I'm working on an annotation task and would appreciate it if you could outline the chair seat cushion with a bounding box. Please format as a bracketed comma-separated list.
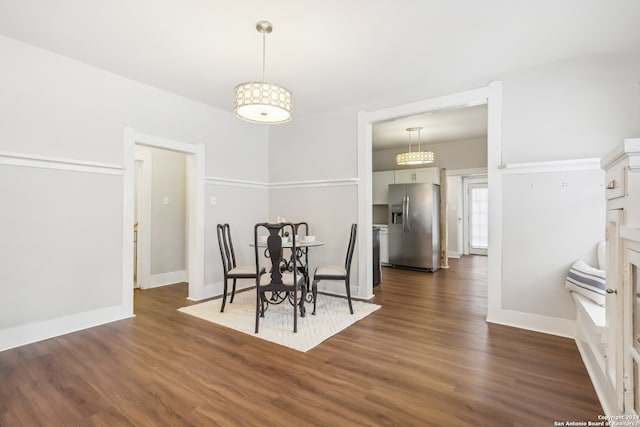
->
[228, 265, 259, 277]
[260, 272, 304, 286]
[315, 265, 346, 278]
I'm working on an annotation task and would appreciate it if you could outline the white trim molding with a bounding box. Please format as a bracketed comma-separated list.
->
[205, 176, 359, 189]
[270, 178, 359, 189]
[205, 176, 267, 189]
[0, 305, 134, 353]
[486, 308, 576, 339]
[148, 270, 188, 289]
[0, 151, 123, 175]
[501, 157, 601, 174]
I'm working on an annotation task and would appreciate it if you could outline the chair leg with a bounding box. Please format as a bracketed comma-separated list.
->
[230, 278, 237, 303]
[299, 286, 306, 318]
[220, 276, 228, 312]
[255, 290, 260, 333]
[312, 279, 318, 315]
[345, 278, 354, 314]
[293, 292, 298, 334]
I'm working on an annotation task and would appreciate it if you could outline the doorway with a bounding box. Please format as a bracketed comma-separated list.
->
[357, 82, 503, 320]
[122, 128, 205, 317]
[465, 179, 489, 256]
[134, 145, 188, 290]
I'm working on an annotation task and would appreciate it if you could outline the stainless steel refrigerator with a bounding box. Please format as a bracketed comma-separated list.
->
[388, 183, 440, 271]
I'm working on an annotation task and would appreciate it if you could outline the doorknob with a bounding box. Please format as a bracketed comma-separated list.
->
[606, 289, 617, 294]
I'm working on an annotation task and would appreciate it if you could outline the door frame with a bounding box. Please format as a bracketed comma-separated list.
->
[357, 82, 503, 321]
[123, 127, 205, 314]
[134, 147, 152, 288]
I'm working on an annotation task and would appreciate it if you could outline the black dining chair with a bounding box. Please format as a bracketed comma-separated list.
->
[254, 222, 306, 333]
[216, 223, 264, 313]
[311, 223, 357, 315]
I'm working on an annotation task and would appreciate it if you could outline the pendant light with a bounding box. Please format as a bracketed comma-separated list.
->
[396, 127, 434, 165]
[233, 21, 292, 124]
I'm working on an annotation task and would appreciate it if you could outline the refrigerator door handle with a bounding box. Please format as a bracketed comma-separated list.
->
[401, 196, 406, 232]
[405, 196, 410, 232]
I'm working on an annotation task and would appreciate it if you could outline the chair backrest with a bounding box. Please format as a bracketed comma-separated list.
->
[254, 222, 298, 285]
[344, 223, 358, 274]
[294, 222, 308, 239]
[216, 223, 237, 273]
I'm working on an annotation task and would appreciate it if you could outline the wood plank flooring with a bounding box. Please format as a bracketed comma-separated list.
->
[0, 256, 602, 426]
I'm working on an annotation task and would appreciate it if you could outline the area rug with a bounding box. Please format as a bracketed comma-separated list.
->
[178, 290, 380, 352]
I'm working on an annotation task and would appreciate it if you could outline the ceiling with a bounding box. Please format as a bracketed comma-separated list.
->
[1, 0, 639, 148]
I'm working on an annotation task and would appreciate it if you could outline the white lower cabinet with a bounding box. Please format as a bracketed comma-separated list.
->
[379, 227, 389, 265]
[599, 138, 640, 415]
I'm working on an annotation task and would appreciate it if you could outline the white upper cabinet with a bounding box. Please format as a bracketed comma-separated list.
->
[394, 167, 440, 184]
[372, 171, 395, 204]
[373, 167, 440, 204]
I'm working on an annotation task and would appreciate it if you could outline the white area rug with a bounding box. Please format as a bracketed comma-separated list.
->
[178, 290, 380, 352]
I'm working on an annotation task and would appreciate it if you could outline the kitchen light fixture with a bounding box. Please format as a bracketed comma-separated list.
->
[233, 21, 292, 124]
[396, 127, 434, 165]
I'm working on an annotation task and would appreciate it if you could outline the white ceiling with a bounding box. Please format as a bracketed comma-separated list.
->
[1, 0, 639, 148]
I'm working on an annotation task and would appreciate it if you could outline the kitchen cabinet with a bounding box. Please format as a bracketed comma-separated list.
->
[394, 167, 439, 185]
[596, 138, 640, 415]
[372, 171, 395, 204]
[379, 226, 389, 265]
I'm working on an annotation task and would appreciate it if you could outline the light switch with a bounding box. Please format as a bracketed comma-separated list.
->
[163, 196, 170, 205]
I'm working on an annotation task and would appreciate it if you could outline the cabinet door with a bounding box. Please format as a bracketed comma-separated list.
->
[624, 243, 640, 415]
[372, 171, 395, 204]
[380, 230, 389, 264]
[394, 169, 414, 184]
[414, 167, 440, 184]
[607, 209, 624, 411]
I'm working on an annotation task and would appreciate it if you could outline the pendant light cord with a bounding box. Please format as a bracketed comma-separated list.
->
[262, 29, 266, 82]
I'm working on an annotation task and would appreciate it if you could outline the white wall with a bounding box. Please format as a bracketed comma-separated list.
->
[0, 35, 268, 351]
[205, 182, 268, 296]
[496, 54, 640, 329]
[145, 147, 187, 277]
[501, 55, 640, 164]
[268, 110, 361, 297]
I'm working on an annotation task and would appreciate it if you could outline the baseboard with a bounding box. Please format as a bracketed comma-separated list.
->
[0, 305, 134, 352]
[147, 270, 188, 289]
[447, 251, 461, 258]
[486, 308, 576, 339]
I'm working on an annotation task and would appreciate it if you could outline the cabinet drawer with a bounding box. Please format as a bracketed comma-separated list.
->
[605, 167, 625, 200]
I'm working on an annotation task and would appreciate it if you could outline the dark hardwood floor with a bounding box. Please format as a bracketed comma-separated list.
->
[0, 256, 602, 426]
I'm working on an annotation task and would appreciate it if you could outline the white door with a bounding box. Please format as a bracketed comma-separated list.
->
[468, 182, 488, 255]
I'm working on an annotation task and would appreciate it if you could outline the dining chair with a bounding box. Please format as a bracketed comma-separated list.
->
[254, 222, 306, 333]
[216, 223, 264, 313]
[311, 223, 357, 315]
